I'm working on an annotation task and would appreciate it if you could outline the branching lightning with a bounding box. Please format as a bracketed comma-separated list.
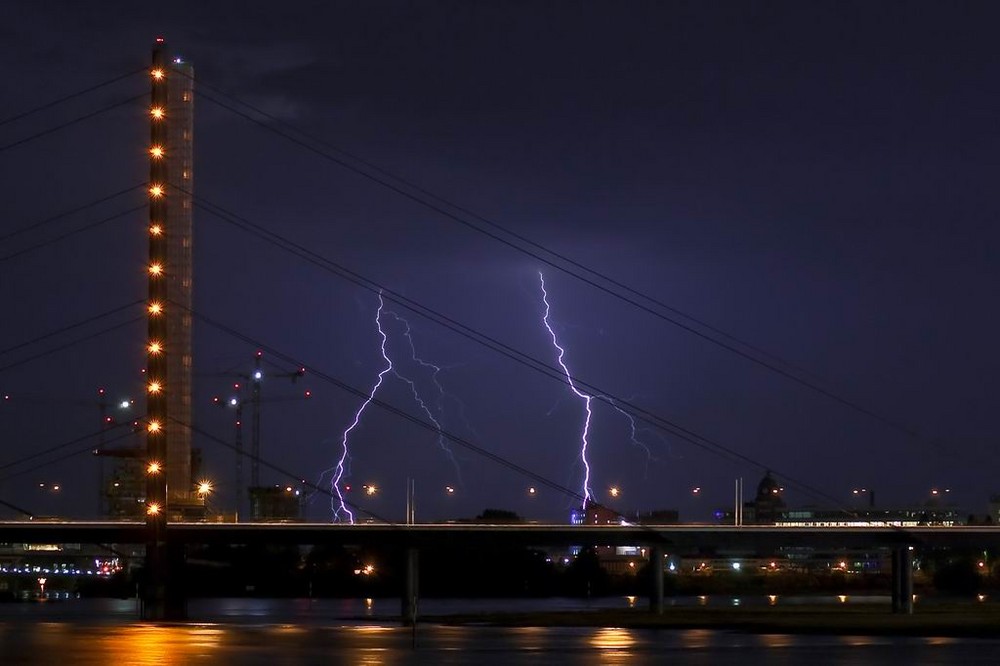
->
[328, 294, 466, 523]
[595, 394, 661, 475]
[538, 271, 594, 506]
[330, 293, 393, 523]
[384, 310, 464, 482]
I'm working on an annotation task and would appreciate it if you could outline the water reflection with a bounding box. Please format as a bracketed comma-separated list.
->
[590, 627, 635, 650]
[99, 625, 223, 665]
[679, 628, 713, 650]
[757, 633, 795, 649]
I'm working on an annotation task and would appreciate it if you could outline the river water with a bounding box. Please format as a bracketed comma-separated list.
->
[1, 598, 999, 664]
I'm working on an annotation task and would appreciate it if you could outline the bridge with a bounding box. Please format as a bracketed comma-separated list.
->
[0, 38, 994, 624]
[4, 520, 998, 618]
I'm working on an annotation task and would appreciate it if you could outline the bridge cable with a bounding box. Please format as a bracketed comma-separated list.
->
[188, 193, 858, 515]
[0, 426, 137, 478]
[172, 417, 398, 526]
[0, 93, 145, 155]
[192, 82, 921, 442]
[0, 316, 143, 376]
[183, 300, 860, 520]
[0, 67, 145, 128]
[0, 301, 144, 359]
[0, 205, 145, 262]
[0, 183, 146, 244]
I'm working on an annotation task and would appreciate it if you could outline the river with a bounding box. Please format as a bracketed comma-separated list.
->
[1, 598, 999, 664]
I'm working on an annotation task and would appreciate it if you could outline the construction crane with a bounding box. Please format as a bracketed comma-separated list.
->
[210, 351, 309, 520]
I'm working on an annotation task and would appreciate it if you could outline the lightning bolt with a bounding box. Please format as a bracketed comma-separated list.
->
[329, 293, 393, 524]
[595, 395, 660, 476]
[538, 271, 594, 507]
[384, 310, 464, 483]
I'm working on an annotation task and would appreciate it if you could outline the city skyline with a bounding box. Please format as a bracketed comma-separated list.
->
[2, 2, 999, 523]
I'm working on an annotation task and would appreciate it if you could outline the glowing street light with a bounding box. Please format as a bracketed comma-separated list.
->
[196, 480, 213, 496]
[445, 486, 455, 495]
[527, 486, 537, 496]
[609, 486, 620, 498]
[363, 484, 378, 496]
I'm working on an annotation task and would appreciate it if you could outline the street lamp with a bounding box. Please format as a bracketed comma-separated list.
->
[609, 486, 620, 498]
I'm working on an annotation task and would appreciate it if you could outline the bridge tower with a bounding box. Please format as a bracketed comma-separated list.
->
[145, 37, 194, 619]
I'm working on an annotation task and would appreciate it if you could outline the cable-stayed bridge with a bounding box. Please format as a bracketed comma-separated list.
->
[0, 40, 993, 620]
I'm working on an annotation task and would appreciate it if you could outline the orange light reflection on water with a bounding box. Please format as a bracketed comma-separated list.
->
[100, 625, 224, 664]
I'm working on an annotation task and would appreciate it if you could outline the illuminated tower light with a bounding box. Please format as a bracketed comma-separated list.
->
[149, 224, 162, 236]
[148, 184, 164, 198]
[150, 107, 165, 119]
[149, 145, 165, 159]
[148, 263, 163, 276]
[148, 302, 163, 315]
[151, 68, 165, 80]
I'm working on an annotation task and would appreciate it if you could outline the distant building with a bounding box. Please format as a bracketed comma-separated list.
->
[99, 446, 204, 519]
[249, 485, 302, 520]
[714, 471, 964, 527]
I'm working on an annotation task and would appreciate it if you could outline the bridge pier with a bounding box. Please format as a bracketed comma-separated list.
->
[891, 546, 914, 614]
[649, 545, 665, 614]
[142, 534, 187, 620]
[401, 547, 419, 626]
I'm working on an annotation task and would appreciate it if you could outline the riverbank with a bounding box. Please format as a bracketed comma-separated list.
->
[431, 603, 1000, 637]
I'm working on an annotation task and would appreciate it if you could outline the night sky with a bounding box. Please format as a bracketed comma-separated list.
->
[1, 1, 999, 522]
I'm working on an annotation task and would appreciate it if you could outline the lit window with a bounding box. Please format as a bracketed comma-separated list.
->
[182, 91, 191, 102]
